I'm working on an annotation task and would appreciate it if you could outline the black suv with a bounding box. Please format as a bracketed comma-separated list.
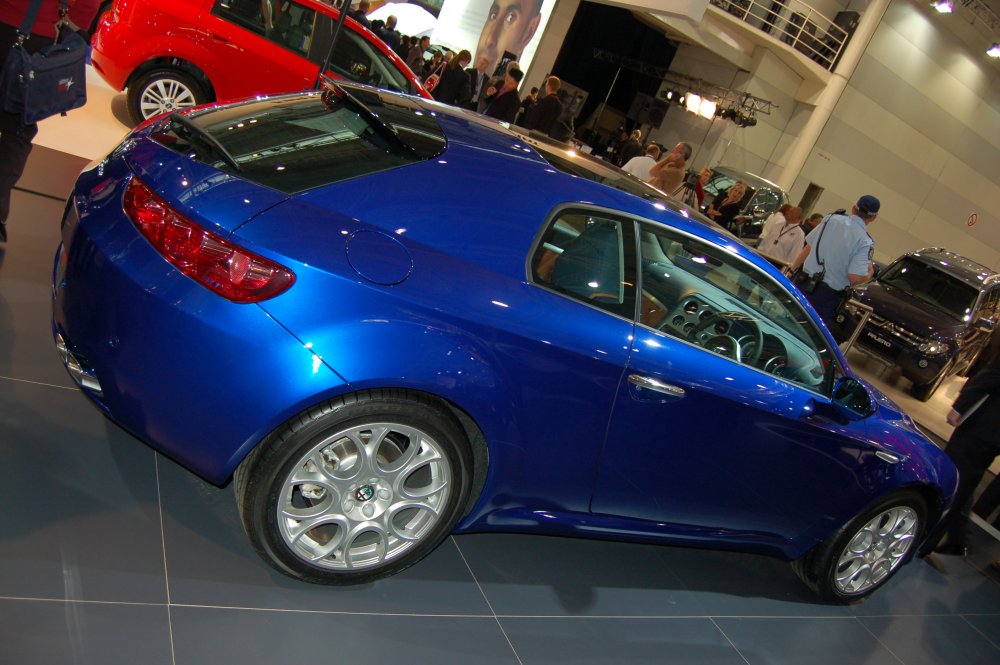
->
[830, 248, 1000, 400]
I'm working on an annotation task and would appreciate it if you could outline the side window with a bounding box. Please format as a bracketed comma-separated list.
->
[213, 0, 316, 56]
[531, 210, 636, 318]
[636, 222, 835, 393]
[982, 284, 1000, 319]
[308, 22, 416, 94]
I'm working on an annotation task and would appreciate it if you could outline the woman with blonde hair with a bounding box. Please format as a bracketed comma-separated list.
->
[706, 180, 749, 233]
[433, 49, 472, 106]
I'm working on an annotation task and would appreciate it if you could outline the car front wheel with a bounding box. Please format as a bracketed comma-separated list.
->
[127, 68, 209, 124]
[910, 359, 953, 402]
[235, 390, 473, 584]
[793, 492, 925, 603]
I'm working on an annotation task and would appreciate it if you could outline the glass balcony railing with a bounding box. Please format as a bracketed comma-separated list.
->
[708, 0, 858, 71]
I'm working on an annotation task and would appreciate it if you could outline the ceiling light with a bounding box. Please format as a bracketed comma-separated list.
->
[931, 0, 953, 13]
[686, 93, 701, 113]
[988, 42, 1000, 57]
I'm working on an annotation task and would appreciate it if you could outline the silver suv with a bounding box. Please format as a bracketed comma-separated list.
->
[701, 167, 788, 241]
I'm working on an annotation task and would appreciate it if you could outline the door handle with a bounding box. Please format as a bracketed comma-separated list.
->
[628, 374, 685, 399]
[210, 33, 234, 45]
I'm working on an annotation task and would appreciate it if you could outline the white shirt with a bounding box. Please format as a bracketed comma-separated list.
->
[621, 155, 657, 182]
[758, 213, 805, 265]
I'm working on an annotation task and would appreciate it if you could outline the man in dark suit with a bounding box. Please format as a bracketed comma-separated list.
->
[523, 76, 563, 135]
[464, 56, 490, 111]
[482, 66, 522, 123]
[923, 353, 1000, 557]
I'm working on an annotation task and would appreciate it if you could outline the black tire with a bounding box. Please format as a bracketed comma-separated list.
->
[126, 68, 209, 124]
[910, 360, 953, 402]
[235, 390, 473, 585]
[792, 492, 926, 603]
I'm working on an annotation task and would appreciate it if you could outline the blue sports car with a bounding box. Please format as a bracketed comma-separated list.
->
[52, 83, 958, 602]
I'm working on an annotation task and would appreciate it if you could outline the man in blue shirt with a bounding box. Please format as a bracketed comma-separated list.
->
[786, 195, 880, 324]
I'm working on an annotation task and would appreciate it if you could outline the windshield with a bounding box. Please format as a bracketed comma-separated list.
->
[879, 257, 980, 321]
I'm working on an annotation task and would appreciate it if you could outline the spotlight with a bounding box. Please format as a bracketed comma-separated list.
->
[989, 43, 1000, 57]
[665, 89, 674, 101]
[931, 0, 953, 13]
[685, 93, 701, 113]
[677, 94, 686, 106]
[699, 99, 717, 119]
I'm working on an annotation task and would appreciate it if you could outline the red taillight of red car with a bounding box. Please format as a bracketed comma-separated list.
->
[123, 176, 295, 303]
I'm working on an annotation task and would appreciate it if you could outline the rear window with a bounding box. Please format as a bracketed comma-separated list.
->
[149, 87, 445, 194]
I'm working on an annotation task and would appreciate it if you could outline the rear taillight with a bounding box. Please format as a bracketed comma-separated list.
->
[123, 176, 295, 303]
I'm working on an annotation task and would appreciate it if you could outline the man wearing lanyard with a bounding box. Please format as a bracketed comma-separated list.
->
[785, 195, 879, 324]
[757, 205, 804, 266]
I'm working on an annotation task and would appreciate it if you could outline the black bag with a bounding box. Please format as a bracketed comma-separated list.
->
[0, 0, 87, 124]
[793, 268, 825, 294]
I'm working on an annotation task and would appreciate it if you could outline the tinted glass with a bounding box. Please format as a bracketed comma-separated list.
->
[879, 257, 980, 322]
[636, 223, 834, 392]
[308, 15, 417, 94]
[531, 210, 636, 319]
[150, 89, 445, 194]
[212, 0, 417, 95]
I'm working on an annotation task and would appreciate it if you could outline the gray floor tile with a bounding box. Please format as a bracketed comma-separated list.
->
[0, 380, 167, 603]
[170, 605, 518, 665]
[456, 533, 849, 617]
[0, 598, 172, 665]
[860, 615, 1000, 665]
[851, 553, 1000, 617]
[0, 191, 76, 388]
[963, 613, 1000, 650]
[651, 543, 851, 616]
[454, 533, 708, 616]
[501, 617, 748, 664]
[156, 454, 491, 614]
[713, 617, 902, 665]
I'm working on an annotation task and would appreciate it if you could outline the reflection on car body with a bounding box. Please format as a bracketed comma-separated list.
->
[53, 83, 956, 604]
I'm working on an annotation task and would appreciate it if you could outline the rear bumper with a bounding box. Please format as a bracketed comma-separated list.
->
[51, 163, 346, 484]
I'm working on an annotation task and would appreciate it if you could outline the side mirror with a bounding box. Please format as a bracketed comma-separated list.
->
[831, 377, 875, 419]
[975, 318, 994, 332]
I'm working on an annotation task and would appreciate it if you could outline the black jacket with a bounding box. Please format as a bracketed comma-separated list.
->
[483, 88, 520, 123]
[523, 94, 562, 134]
[954, 354, 1000, 437]
[433, 66, 471, 106]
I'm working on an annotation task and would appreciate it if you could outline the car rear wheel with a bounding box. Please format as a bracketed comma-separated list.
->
[792, 492, 925, 603]
[127, 68, 209, 124]
[235, 390, 473, 584]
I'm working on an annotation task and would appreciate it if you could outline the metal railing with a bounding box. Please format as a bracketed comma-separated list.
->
[709, 0, 855, 71]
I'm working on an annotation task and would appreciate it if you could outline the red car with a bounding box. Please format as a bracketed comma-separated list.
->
[91, 0, 430, 123]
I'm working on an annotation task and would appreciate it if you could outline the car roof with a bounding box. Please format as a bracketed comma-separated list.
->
[905, 248, 1000, 287]
[711, 166, 784, 192]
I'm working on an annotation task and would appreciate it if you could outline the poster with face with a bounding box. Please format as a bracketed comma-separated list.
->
[431, 0, 556, 77]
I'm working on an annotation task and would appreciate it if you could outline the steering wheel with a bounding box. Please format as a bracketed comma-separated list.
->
[688, 311, 763, 365]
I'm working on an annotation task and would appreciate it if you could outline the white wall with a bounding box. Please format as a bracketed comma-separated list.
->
[793, 0, 1000, 266]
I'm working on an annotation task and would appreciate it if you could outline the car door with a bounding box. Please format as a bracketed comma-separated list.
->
[591, 222, 879, 545]
[199, 0, 321, 100]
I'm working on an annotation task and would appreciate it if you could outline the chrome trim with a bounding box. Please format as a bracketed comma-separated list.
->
[55, 333, 103, 395]
[875, 451, 901, 464]
[628, 374, 686, 398]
